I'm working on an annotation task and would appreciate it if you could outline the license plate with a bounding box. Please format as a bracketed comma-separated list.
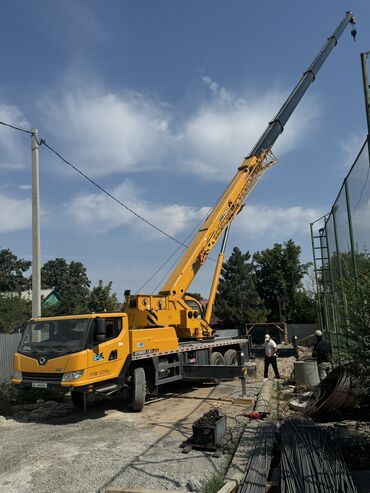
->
[32, 382, 47, 388]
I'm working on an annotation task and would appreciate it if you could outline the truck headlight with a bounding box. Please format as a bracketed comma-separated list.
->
[62, 370, 84, 382]
[12, 370, 22, 380]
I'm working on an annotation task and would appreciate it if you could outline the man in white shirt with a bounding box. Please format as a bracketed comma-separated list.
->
[263, 334, 280, 381]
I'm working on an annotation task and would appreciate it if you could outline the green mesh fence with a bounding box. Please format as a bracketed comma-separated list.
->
[311, 139, 370, 360]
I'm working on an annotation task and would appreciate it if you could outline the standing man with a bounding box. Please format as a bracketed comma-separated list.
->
[263, 334, 280, 381]
[312, 330, 332, 381]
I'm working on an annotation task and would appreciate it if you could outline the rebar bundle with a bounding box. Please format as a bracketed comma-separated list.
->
[237, 422, 276, 493]
[280, 417, 357, 493]
[305, 367, 362, 421]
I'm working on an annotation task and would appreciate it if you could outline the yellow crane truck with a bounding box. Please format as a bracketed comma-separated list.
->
[12, 12, 355, 411]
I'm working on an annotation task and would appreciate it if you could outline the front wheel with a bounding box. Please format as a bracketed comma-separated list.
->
[71, 391, 85, 410]
[131, 367, 146, 412]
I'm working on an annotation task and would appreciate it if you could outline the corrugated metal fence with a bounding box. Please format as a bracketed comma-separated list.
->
[0, 333, 21, 383]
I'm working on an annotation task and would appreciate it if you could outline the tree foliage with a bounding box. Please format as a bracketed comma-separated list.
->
[253, 240, 315, 323]
[0, 248, 31, 292]
[214, 247, 267, 329]
[41, 258, 91, 315]
[336, 254, 370, 373]
[0, 295, 31, 333]
[88, 280, 119, 313]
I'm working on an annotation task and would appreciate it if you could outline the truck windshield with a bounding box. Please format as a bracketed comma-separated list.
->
[19, 318, 91, 353]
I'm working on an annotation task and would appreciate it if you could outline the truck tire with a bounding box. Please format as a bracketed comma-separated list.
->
[210, 351, 225, 366]
[131, 367, 146, 412]
[210, 351, 225, 384]
[71, 391, 85, 410]
[224, 349, 238, 366]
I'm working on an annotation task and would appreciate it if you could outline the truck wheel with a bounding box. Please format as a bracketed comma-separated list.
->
[71, 391, 85, 410]
[210, 351, 225, 366]
[224, 349, 238, 365]
[131, 367, 146, 412]
[210, 351, 225, 384]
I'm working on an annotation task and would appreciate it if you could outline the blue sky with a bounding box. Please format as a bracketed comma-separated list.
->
[0, 1, 369, 300]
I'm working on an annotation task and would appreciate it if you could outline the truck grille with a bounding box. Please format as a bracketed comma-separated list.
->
[22, 372, 63, 383]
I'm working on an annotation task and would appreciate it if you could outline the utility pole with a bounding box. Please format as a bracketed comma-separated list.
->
[32, 128, 41, 318]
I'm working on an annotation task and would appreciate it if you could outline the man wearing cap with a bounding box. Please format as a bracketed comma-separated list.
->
[263, 334, 280, 381]
[312, 330, 332, 380]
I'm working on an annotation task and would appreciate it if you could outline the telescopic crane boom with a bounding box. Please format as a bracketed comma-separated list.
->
[127, 11, 356, 340]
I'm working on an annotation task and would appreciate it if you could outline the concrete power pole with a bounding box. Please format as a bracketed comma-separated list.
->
[32, 128, 41, 318]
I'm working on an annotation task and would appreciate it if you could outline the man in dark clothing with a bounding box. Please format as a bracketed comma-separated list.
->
[312, 330, 332, 380]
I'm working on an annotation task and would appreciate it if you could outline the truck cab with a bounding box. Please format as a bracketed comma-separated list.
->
[12, 314, 130, 399]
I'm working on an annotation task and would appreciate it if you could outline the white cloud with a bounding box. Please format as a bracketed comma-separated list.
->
[234, 204, 322, 238]
[0, 193, 31, 232]
[340, 134, 366, 167]
[180, 84, 319, 180]
[352, 198, 370, 239]
[67, 180, 210, 236]
[39, 77, 319, 181]
[202, 76, 233, 103]
[0, 102, 30, 170]
[40, 89, 173, 177]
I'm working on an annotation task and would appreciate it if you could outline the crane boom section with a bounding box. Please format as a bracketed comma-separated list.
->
[160, 150, 275, 297]
[159, 10, 355, 300]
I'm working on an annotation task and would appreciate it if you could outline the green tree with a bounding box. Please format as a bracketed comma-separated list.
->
[214, 247, 267, 329]
[41, 258, 91, 315]
[290, 289, 317, 323]
[0, 248, 31, 292]
[0, 294, 31, 332]
[253, 240, 312, 323]
[337, 270, 370, 373]
[88, 280, 119, 312]
[333, 251, 370, 372]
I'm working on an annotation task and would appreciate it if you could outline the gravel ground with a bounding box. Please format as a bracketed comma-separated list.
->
[0, 379, 261, 493]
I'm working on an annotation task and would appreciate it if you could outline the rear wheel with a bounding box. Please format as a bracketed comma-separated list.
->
[131, 367, 146, 412]
[224, 349, 238, 366]
[210, 351, 225, 366]
[210, 351, 225, 384]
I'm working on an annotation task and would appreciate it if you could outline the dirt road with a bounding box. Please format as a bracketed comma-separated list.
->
[0, 379, 260, 493]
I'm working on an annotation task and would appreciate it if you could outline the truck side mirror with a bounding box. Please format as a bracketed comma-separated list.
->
[96, 319, 107, 343]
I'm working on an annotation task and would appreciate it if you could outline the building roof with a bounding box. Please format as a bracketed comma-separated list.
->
[2, 289, 60, 306]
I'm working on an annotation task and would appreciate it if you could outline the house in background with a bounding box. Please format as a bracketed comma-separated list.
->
[3, 289, 60, 308]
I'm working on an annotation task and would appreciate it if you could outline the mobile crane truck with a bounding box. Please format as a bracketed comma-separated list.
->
[12, 12, 355, 411]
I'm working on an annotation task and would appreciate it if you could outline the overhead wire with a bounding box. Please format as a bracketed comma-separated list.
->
[1, 119, 224, 295]
[0, 120, 192, 248]
[0, 120, 33, 134]
[136, 198, 218, 294]
[39, 139, 190, 248]
[148, 208, 219, 294]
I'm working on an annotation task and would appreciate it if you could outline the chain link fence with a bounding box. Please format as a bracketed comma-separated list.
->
[311, 139, 370, 359]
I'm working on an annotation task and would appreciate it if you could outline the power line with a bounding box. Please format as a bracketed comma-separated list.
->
[0, 120, 32, 135]
[40, 139, 189, 248]
[1, 118, 220, 288]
